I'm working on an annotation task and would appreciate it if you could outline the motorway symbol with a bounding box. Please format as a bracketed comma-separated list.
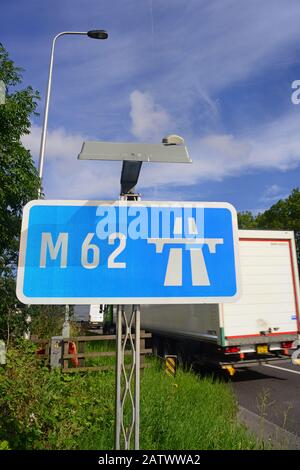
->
[148, 216, 224, 286]
[16, 200, 240, 304]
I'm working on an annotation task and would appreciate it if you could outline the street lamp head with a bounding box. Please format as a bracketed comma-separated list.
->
[87, 30, 108, 40]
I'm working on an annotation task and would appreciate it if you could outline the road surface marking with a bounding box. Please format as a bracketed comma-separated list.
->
[262, 363, 300, 375]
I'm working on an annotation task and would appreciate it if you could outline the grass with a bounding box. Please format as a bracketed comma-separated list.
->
[73, 339, 259, 449]
[72, 337, 142, 369]
[84, 339, 116, 368]
[80, 358, 260, 450]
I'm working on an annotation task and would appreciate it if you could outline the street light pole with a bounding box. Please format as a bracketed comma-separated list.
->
[38, 30, 108, 193]
[37, 29, 108, 339]
[38, 32, 85, 184]
[0, 80, 6, 105]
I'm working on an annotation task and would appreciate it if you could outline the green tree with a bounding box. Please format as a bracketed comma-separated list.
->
[237, 188, 300, 267]
[255, 188, 300, 231]
[238, 211, 257, 229]
[29, 305, 68, 339]
[0, 44, 40, 341]
[256, 188, 300, 264]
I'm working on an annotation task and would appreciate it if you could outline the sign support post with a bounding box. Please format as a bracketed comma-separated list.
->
[134, 304, 140, 450]
[115, 303, 141, 450]
[115, 304, 122, 449]
[115, 185, 141, 450]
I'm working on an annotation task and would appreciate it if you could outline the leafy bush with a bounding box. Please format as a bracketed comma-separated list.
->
[0, 440, 10, 450]
[0, 339, 115, 449]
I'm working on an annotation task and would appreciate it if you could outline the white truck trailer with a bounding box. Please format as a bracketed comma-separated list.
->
[139, 230, 300, 374]
[73, 304, 104, 325]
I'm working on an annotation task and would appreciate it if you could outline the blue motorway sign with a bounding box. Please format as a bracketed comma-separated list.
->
[16, 200, 240, 304]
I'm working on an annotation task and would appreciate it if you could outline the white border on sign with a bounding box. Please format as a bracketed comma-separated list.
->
[16, 200, 241, 305]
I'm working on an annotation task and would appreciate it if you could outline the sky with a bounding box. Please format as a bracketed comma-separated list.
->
[2, 0, 300, 213]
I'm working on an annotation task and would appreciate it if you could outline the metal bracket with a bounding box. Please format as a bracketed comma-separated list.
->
[120, 160, 142, 196]
[119, 192, 141, 201]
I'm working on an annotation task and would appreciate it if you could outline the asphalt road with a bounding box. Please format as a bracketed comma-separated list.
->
[231, 360, 300, 437]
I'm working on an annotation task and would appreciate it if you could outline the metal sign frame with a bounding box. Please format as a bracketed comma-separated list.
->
[17, 199, 240, 305]
[78, 140, 192, 163]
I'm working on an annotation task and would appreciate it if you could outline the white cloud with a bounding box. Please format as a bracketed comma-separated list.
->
[260, 184, 288, 204]
[245, 111, 300, 171]
[22, 105, 300, 200]
[264, 184, 282, 197]
[22, 126, 85, 165]
[21, 126, 121, 199]
[139, 108, 300, 192]
[129, 90, 171, 141]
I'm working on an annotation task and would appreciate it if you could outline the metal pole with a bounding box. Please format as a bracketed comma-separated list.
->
[115, 305, 123, 449]
[114, 193, 142, 450]
[62, 304, 71, 338]
[37, 31, 87, 194]
[24, 312, 32, 340]
[134, 304, 140, 450]
[0, 80, 6, 105]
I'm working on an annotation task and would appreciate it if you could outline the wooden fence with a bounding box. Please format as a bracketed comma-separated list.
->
[33, 338, 50, 360]
[32, 331, 152, 373]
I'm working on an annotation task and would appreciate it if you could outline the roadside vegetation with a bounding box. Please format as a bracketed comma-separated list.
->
[0, 339, 260, 450]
